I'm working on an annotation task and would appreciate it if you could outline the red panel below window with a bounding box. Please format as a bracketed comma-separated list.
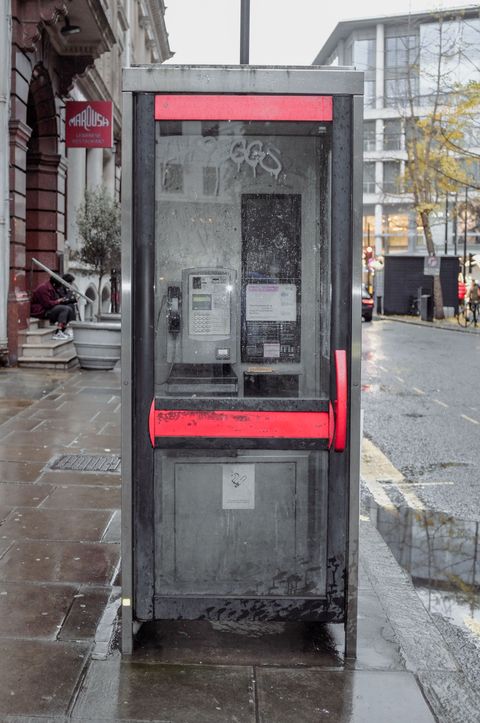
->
[149, 407, 331, 443]
[154, 95, 333, 122]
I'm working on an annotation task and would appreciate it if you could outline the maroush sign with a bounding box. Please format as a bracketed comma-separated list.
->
[65, 101, 113, 148]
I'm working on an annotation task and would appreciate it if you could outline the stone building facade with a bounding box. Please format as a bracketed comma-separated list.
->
[1, 0, 171, 364]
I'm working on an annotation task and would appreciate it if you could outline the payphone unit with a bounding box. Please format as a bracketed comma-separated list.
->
[164, 267, 237, 395]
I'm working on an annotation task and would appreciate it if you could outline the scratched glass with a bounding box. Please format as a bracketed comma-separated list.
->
[152, 119, 334, 600]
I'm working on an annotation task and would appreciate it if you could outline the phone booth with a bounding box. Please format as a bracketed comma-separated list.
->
[121, 65, 363, 656]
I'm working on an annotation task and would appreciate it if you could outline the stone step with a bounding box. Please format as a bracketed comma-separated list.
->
[27, 317, 50, 330]
[18, 328, 59, 345]
[18, 318, 78, 369]
[17, 351, 79, 370]
[21, 339, 75, 358]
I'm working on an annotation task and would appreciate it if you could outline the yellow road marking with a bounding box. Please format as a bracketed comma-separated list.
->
[397, 482, 426, 511]
[363, 477, 396, 511]
[362, 438, 425, 512]
[464, 617, 480, 638]
[362, 438, 403, 483]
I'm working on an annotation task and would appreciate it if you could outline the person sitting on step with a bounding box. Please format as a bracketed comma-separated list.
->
[30, 275, 75, 340]
[56, 273, 78, 320]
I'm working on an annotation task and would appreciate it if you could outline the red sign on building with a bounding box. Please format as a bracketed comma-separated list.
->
[65, 101, 113, 148]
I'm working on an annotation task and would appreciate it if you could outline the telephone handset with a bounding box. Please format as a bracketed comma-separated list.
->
[167, 285, 181, 334]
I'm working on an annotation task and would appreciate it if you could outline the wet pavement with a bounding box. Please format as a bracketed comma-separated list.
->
[0, 366, 478, 721]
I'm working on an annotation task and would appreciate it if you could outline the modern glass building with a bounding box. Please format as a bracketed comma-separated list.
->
[313, 8, 480, 261]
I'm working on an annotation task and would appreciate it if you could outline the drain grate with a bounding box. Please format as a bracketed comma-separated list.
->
[51, 454, 121, 473]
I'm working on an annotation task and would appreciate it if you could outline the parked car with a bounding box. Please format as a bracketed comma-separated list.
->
[362, 286, 374, 322]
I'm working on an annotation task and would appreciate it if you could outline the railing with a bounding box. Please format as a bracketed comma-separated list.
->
[31, 257, 91, 303]
[32, 256, 92, 304]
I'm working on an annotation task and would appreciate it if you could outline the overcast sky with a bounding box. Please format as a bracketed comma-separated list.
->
[164, 0, 477, 65]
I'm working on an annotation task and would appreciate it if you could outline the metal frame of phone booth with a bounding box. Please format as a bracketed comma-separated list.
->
[121, 65, 363, 657]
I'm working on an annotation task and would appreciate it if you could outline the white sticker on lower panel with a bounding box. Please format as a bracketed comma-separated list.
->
[222, 464, 255, 509]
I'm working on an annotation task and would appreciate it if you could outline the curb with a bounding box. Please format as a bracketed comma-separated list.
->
[377, 315, 480, 334]
[361, 518, 480, 723]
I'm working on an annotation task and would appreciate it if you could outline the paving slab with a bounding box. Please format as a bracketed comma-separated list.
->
[103, 510, 121, 543]
[255, 668, 436, 723]
[0, 460, 46, 483]
[32, 419, 108, 434]
[0, 482, 53, 506]
[0, 444, 66, 463]
[38, 470, 122, 487]
[72, 658, 255, 723]
[0, 639, 88, 719]
[0, 540, 119, 584]
[0, 419, 43, 437]
[59, 586, 112, 641]
[1, 430, 81, 447]
[0, 507, 113, 542]
[0, 538, 12, 557]
[67, 434, 121, 451]
[0, 504, 12, 523]
[40, 485, 121, 510]
[0, 582, 77, 638]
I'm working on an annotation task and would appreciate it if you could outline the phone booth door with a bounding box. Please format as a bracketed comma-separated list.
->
[123, 68, 362, 655]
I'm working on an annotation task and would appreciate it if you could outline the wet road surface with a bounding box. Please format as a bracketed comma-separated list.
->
[362, 318, 480, 707]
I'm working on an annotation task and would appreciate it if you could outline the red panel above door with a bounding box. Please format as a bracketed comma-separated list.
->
[154, 95, 333, 122]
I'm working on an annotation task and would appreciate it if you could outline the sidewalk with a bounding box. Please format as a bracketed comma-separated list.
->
[379, 313, 480, 333]
[0, 367, 478, 722]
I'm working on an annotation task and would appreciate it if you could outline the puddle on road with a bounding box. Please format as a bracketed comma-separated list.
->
[366, 500, 480, 636]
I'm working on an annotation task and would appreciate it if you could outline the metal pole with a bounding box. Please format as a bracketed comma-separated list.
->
[240, 0, 250, 64]
[444, 193, 448, 255]
[464, 187, 468, 282]
[453, 193, 458, 256]
[0, 0, 11, 359]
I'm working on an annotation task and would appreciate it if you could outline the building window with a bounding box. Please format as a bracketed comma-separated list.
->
[384, 34, 419, 107]
[364, 121, 376, 151]
[383, 161, 402, 194]
[383, 119, 402, 151]
[363, 162, 376, 194]
[383, 209, 409, 252]
[347, 38, 376, 108]
[420, 19, 480, 104]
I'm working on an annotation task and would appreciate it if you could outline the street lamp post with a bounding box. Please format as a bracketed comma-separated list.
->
[240, 0, 250, 64]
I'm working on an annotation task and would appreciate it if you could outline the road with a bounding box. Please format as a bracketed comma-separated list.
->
[362, 318, 480, 686]
[362, 318, 480, 519]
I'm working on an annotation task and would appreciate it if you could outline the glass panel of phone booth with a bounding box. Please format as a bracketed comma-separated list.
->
[154, 119, 331, 600]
